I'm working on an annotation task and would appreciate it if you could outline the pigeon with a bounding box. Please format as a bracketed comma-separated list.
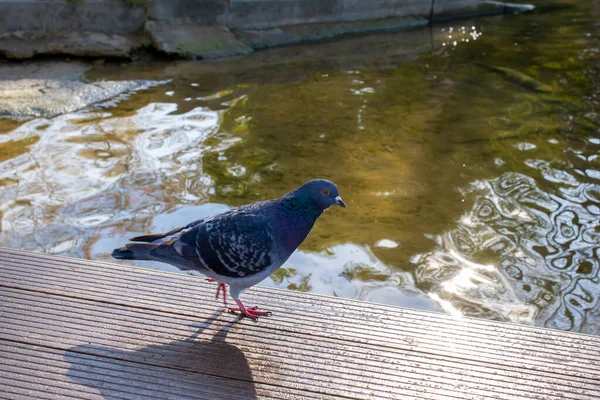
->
[112, 179, 346, 320]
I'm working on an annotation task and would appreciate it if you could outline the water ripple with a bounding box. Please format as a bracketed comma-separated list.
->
[0, 103, 220, 253]
[415, 172, 600, 334]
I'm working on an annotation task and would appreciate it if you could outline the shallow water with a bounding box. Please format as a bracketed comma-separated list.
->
[1, 0, 599, 333]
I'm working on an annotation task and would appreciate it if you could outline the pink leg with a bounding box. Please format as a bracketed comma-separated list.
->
[206, 279, 227, 306]
[216, 283, 227, 306]
[229, 298, 272, 320]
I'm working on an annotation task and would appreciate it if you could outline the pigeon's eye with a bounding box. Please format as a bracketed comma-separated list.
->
[321, 188, 329, 195]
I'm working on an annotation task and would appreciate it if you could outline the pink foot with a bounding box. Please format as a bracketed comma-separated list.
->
[206, 279, 227, 307]
[229, 299, 272, 320]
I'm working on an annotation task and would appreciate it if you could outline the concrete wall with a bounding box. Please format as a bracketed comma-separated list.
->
[228, 0, 433, 29]
[432, 0, 529, 20]
[0, 0, 145, 33]
[0, 0, 534, 60]
[148, 0, 229, 25]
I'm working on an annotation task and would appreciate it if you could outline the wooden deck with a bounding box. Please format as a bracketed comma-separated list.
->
[0, 247, 598, 400]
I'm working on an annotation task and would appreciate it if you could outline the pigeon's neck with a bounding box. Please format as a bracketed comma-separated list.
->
[281, 190, 324, 220]
[275, 192, 323, 250]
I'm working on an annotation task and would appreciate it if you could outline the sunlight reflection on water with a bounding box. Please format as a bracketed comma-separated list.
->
[414, 172, 600, 334]
[0, 103, 221, 251]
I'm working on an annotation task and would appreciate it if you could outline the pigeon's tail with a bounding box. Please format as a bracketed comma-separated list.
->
[112, 241, 200, 271]
[111, 244, 156, 260]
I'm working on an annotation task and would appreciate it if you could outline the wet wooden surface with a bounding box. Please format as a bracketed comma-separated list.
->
[0, 247, 598, 400]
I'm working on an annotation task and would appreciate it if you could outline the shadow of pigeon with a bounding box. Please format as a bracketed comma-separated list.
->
[63, 311, 257, 399]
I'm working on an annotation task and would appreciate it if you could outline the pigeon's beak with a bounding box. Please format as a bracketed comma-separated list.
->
[335, 196, 346, 208]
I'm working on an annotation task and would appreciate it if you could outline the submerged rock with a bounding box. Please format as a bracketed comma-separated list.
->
[479, 64, 554, 93]
[0, 62, 164, 118]
[146, 22, 252, 60]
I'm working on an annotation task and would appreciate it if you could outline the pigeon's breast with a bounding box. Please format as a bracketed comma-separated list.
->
[271, 215, 315, 254]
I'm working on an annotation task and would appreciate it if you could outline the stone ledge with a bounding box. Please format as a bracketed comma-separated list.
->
[0, 0, 145, 34]
[146, 21, 253, 60]
[433, 0, 535, 21]
[0, 0, 535, 60]
[0, 30, 148, 59]
[235, 16, 429, 50]
[229, 0, 432, 30]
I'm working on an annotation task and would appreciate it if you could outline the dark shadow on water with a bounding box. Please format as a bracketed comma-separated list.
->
[63, 311, 256, 399]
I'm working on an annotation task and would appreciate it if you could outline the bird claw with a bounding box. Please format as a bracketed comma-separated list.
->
[229, 306, 272, 320]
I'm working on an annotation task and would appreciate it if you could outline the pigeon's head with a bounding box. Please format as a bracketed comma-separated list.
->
[298, 179, 346, 210]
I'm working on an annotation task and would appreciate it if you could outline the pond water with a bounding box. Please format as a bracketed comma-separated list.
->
[1, 0, 599, 334]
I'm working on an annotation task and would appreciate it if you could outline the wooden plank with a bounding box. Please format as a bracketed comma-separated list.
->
[0, 247, 599, 400]
[1, 249, 599, 378]
[2, 254, 599, 385]
[1, 286, 597, 400]
[0, 341, 298, 400]
[1, 249, 596, 355]
[1, 248, 594, 351]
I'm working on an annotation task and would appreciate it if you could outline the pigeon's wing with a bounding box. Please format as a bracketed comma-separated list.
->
[116, 217, 210, 270]
[115, 203, 277, 276]
[177, 204, 276, 278]
[129, 218, 206, 243]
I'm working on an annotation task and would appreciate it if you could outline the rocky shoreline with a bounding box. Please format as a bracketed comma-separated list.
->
[0, 0, 534, 61]
[0, 0, 536, 119]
